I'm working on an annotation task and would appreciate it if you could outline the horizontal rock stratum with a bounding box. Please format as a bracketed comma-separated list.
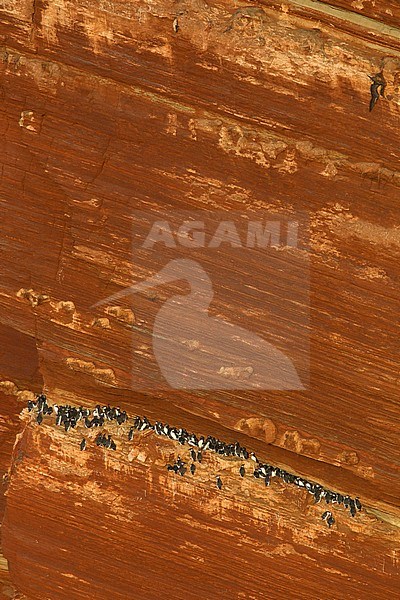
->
[0, 0, 399, 598]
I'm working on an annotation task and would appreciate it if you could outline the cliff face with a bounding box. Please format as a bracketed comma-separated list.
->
[0, 1, 399, 598]
[2, 411, 399, 600]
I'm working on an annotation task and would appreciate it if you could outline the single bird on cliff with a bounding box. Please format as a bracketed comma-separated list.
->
[327, 514, 335, 528]
[368, 72, 386, 112]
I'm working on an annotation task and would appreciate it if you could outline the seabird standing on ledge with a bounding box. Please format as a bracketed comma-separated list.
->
[25, 397, 365, 530]
[368, 73, 386, 112]
[250, 452, 259, 464]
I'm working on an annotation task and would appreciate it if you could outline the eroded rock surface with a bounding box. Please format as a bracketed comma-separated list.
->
[0, 0, 399, 598]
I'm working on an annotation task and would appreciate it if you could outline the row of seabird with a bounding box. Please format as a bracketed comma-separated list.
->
[129, 412, 362, 522]
[133, 415, 251, 460]
[252, 463, 360, 517]
[28, 395, 127, 443]
[27, 395, 362, 527]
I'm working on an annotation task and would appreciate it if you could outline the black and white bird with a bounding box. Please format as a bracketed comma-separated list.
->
[96, 433, 106, 447]
[368, 73, 386, 112]
[167, 464, 178, 473]
[258, 465, 268, 478]
[170, 429, 179, 441]
[139, 417, 152, 431]
[154, 422, 163, 435]
[25, 397, 365, 531]
[313, 487, 322, 502]
[327, 515, 335, 528]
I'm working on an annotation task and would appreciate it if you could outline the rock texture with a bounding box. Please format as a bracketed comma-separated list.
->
[0, 0, 399, 598]
[2, 412, 400, 600]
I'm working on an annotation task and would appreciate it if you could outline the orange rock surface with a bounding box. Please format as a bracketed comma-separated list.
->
[0, 0, 399, 598]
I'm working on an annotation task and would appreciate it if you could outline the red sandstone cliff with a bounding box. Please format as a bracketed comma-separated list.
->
[0, 1, 399, 598]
